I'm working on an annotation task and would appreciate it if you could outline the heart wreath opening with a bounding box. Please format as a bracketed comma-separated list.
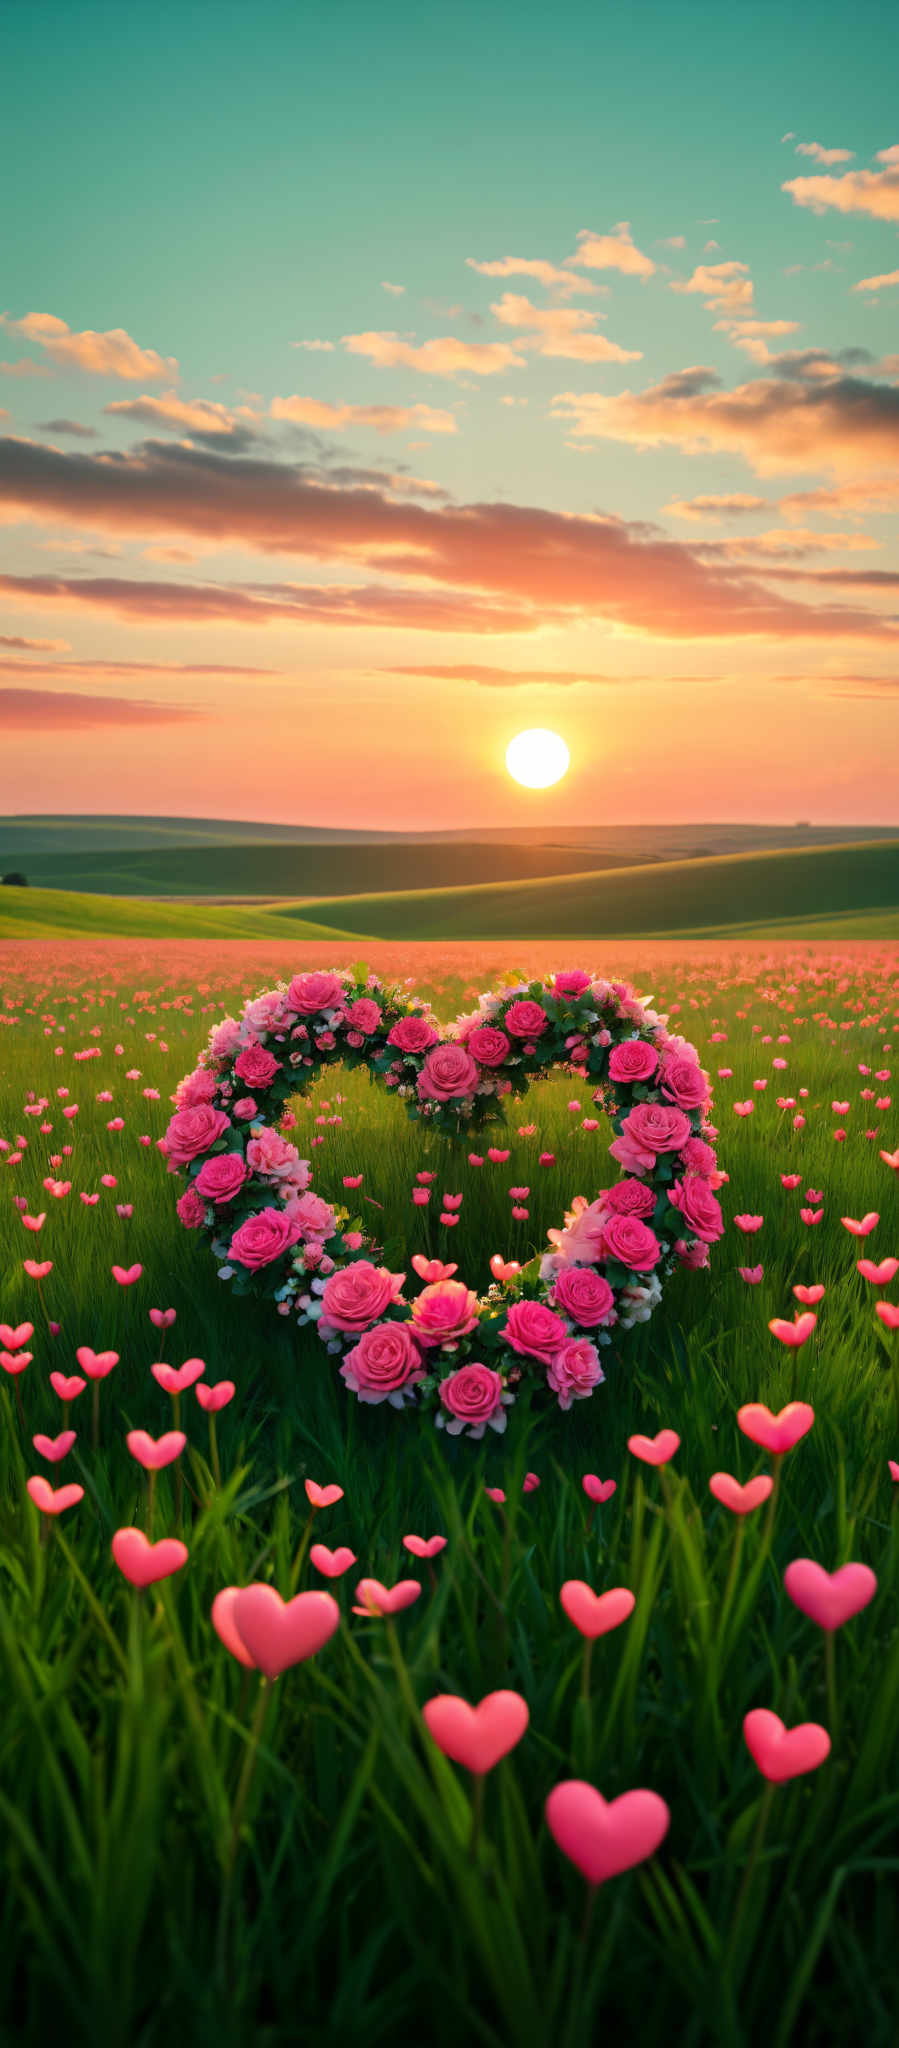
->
[164, 967, 723, 1440]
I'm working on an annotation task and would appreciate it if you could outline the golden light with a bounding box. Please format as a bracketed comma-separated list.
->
[505, 728, 570, 790]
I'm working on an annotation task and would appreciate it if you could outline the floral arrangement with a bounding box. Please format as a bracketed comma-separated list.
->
[163, 967, 723, 1439]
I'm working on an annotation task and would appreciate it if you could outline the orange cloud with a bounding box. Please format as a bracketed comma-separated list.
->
[340, 331, 526, 377]
[668, 262, 754, 311]
[0, 633, 71, 651]
[778, 479, 899, 522]
[782, 150, 899, 221]
[664, 494, 770, 521]
[563, 224, 656, 279]
[0, 358, 52, 378]
[549, 362, 899, 477]
[0, 571, 546, 635]
[794, 141, 855, 165]
[290, 339, 335, 351]
[104, 392, 262, 435]
[466, 256, 600, 297]
[0, 312, 178, 382]
[269, 395, 457, 433]
[851, 268, 899, 294]
[0, 688, 206, 730]
[489, 294, 641, 363]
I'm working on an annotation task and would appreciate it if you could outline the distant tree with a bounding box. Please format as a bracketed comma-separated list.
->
[1, 871, 28, 886]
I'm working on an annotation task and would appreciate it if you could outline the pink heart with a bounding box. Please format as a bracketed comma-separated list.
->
[353, 1578, 421, 1617]
[402, 1534, 447, 1559]
[560, 1582, 635, 1639]
[111, 1527, 189, 1588]
[112, 1263, 143, 1285]
[545, 1780, 670, 1885]
[583, 1475, 616, 1503]
[422, 1690, 529, 1774]
[75, 1346, 119, 1379]
[0, 1322, 33, 1348]
[149, 1308, 177, 1329]
[709, 1472, 774, 1516]
[231, 1584, 340, 1677]
[743, 1708, 831, 1782]
[195, 1379, 235, 1412]
[628, 1429, 680, 1466]
[211, 1586, 257, 1668]
[309, 1544, 357, 1578]
[305, 1479, 344, 1509]
[1, 1349, 31, 1375]
[151, 1358, 206, 1394]
[737, 1401, 814, 1454]
[50, 1372, 86, 1401]
[32, 1431, 76, 1462]
[26, 1475, 84, 1515]
[126, 1429, 186, 1471]
[784, 1558, 877, 1631]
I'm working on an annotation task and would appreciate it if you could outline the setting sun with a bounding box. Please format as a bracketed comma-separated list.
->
[505, 729, 571, 790]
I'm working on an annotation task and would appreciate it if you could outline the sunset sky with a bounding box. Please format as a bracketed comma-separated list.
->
[1, 0, 898, 831]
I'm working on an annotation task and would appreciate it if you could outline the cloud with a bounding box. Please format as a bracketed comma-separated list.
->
[0, 688, 207, 730]
[269, 395, 457, 434]
[664, 494, 769, 521]
[659, 235, 686, 249]
[381, 282, 406, 296]
[489, 294, 641, 363]
[0, 633, 71, 651]
[851, 267, 899, 294]
[290, 339, 335, 351]
[0, 312, 178, 382]
[778, 479, 899, 522]
[35, 418, 99, 439]
[378, 664, 647, 685]
[103, 391, 263, 439]
[0, 654, 283, 679]
[668, 261, 754, 312]
[795, 141, 855, 165]
[0, 358, 52, 378]
[1, 434, 898, 643]
[340, 330, 526, 377]
[689, 527, 880, 563]
[466, 256, 599, 297]
[782, 149, 899, 221]
[549, 360, 899, 477]
[563, 224, 656, 279]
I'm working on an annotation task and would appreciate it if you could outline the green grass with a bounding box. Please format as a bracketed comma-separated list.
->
[0, 885, 362, 942]
[0, 947, 897, 2045]
[0, 841, 634, 899]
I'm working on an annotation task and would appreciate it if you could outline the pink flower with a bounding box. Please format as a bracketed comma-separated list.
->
[503, 1298, 569, 1364]
[233, 1042, 280, 1089]
[194, 1153, 248, 1205]
[553, 1266, 616, 1327]
[600, 1213, 662, 1271]
[246, 1127, 309, 1186]
[546, 1337, 605, 1409]
[176, 1185, 206, 1229]
[668, 1176, 724, 1244]
[679, 1136, 717, 1177]
[320, 1261, 405, 1333]
[660, 1055, 709, 1112]
[209, 1017, 242, 1060]
[550, 1195, 608, 1264]
[466, 1025, 511, 1067]
[163, 1104, 230, 1168]
[174, 1067, 221, 1108]
[344, 997, 381, 1034]
[284, 1189, 335, 1239]
[618, 1102, 693, 1164]
[233, 1097, 258, 1120]
[739, 1266, 764, 1284]
[340, 1321, 424, 1403]
[504, 1000, 548, 1039]
[604, 1178, 657, 1219]
[439, 1363, 507, 1438]
[552, 971, 592, 998]
[228, 1208, 303, 1270]
[286, 971, 345, 1014]
[417, 1043, 480, 1103]
[387, 1014, 439, 1054]
[608, 1040, 660, 1085]
[411, 1279, 480, 1347]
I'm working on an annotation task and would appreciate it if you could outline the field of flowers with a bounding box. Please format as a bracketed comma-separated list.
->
[1, 936, 897, 2048]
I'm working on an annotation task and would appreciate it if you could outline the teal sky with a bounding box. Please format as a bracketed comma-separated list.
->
[1, 0, 898, 826]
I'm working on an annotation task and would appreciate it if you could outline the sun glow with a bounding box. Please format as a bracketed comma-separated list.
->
[505, 728, 570, 790]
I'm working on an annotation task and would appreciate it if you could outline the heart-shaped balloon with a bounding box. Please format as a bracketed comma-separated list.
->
[231, 1583, 340, 1676]
[545, 1780, 670, 1885]
[560, 1582, 635, 1638]
[422, 1690, 529, 1774]
[167, 968, 720, 1440]
[743, 1708, 831, 1782]
[783, 1558, 877, 1631]
[111, 1527, 189, 1588]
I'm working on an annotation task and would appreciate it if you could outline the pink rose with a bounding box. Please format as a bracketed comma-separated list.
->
[503, 1298, 569, 1364]
[679, 1136, 717, 1177]
[417, 1043, 480, 1103]
[618, 1102, 693, 1165]
[466, 1025, 511, 1068]
[284, 1189, 336, 1239]
[553, 970, 592, 998]
[660, 1055, 709, 1112]
[411, 1278, 479, 1347]
[209, 1017, 242, 1061]
[163, 1104, 231, 1168]
[176, 1185, 206, 1229]
[387, 1014, 439, 1054]
[315, 1031, 337, 1051]
[553, 1266, 615, 1327]
[194, 1153, 248, 1205]
[243, 991, 287, 1035]
[246, 1127, 308, 1185]
[550, 1196, 607, 1265]
[675, 1237, 711, 1270]
[546, 1337, 605, 1410]
[286, 971, 345, 1015]
[601, 1213, 662, 1272]
[233, 1042, 280, 1089]
[344, 997, 382, 1035]
[607, 1131, 655, 1175]
[233, 1098, 258, 1120]
[504, 1000, 548, 1040]
[608, 1040, 660, 1085]
[439, 1363, 506, 1436]
[319, 1261, 405, 1333]
[669, 1176, 724, 1244]
[228, 1208, 303, 1270]
[340, 1321, 424, 1403]
[174, 1067, 221, 1108]
[604, 1178, 657, 1218]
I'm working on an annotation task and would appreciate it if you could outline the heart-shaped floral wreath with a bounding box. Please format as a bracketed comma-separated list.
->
[164, 967, 723, 1440]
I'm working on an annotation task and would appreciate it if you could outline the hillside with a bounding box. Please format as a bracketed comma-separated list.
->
[0, 840, 644, 899]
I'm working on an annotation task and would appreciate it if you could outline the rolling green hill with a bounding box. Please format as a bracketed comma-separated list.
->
[0, 840, 641, 899]
[0, 887, 360, 942]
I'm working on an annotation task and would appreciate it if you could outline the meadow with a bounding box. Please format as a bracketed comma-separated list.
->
[0, 936, 897, 2047]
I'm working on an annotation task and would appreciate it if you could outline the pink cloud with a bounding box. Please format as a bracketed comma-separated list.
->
[0, 313, 178, 382]
[0, 688, 206, 730]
